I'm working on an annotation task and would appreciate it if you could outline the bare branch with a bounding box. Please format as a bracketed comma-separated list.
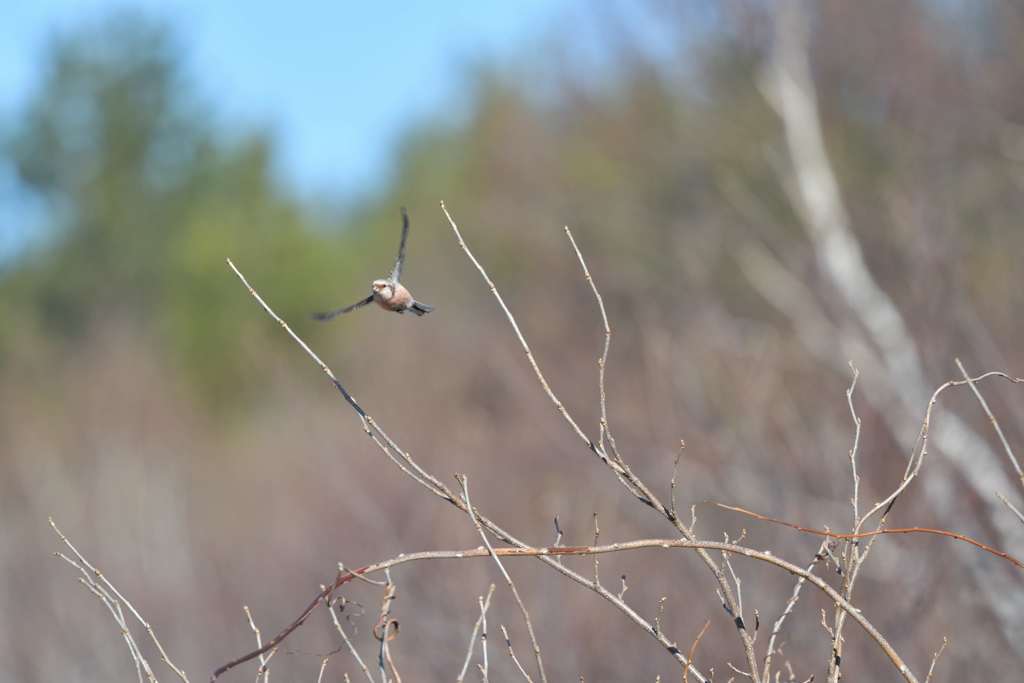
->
[997, 492, 1024, 527]
[223, 538, 917, 682]
[440, 204, 760, 682]
[374, 570, 399, 683]
[956, 357, 1023, 488]
[563, 225, 617, 459]
[762, 541, 828, 682]
[458, 475, 547, 683]
[924, 637, 949, 683]
[457, 584, 496, 683]
[500, 625, 535, 682]
[50, 518, 188, 682]
[854, 371, 1024, 534]
[477, 594, 490, 682]
[440, 203, 596, 456]
[715, 502, 1024, 570]
[243, 606, 270, 683]
[846, 364, 862, 526]
[684, 621, 711, 683]
[326, 592, 374, 683]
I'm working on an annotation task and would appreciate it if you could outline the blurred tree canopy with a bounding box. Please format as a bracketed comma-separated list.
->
[0, 14, 359, 403]
[3, 2, 1024, 406]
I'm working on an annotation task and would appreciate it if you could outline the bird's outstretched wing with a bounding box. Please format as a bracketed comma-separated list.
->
[389, 207, 410, 282]
[311, 295, 374, 321]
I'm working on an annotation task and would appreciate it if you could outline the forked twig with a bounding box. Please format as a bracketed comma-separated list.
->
[243, 606, 271, 683]
[457, 584, 496, 682]
[50, 518, 189, 682]
[459, 476, 547, 683]
[762, 540, 829, 682]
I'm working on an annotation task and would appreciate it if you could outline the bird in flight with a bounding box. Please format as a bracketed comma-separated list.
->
[312, 208, 434, 320]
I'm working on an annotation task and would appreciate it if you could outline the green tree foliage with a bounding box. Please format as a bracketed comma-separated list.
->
[1, 14, 360, 404]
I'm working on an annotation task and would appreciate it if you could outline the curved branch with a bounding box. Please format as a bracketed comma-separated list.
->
[221, 254, 918, 683]
[220, 257, 711, 683]
[211, 538, 918, 683]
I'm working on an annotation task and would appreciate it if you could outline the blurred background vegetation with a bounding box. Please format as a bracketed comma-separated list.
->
[3, 2, 1024, 681]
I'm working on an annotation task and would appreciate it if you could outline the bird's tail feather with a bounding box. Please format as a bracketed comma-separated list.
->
[410, 301, 434, 316]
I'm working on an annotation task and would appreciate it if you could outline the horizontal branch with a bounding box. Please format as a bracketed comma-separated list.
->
[211, 537, 917, 683]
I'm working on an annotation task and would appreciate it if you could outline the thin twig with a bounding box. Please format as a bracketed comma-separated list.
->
[478, 594, 489, 682]
[441, 204, 595, 455]
[714, 502, 1024, 570]
[243, 606, 270, 683]
[457, 584, 496, 682]
[684, 621, 711, 683]
[253, 648, 278, 683]
[671, 442, 684, 523]
[458, 476, 547, 683]
[762, 540, 828, 682]
[70, 567, 154, 682]
[50, 518, 189, 682]
[374, 570, 399, 683]
[829, 364, 864, 681]
[956, 358, 1023, 487]
[924, 637, 949, 683]
[855, 371, 1024, 535]
[996, 492, 1024, 527]
[846, 364, 862, 526]
[326, 593, 374, 683]
[500, 625, 535, 682]
[564, 225, 618, 461]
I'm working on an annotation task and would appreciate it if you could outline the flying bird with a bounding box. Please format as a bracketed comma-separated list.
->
[312, 208, 434, 320]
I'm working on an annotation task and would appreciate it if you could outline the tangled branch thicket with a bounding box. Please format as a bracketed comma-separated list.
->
[51, 202, 1024, 683]
[47, 7, 1024, 683]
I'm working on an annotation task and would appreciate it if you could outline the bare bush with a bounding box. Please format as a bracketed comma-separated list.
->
[50, 202, 1023, 682]
[45, 4, 1024, 682]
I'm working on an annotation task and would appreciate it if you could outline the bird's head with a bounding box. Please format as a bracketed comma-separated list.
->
[372, 279, 393, 300]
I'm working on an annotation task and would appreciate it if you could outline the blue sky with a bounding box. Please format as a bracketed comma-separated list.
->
[1, 1, 581, 199]
[0, 1, 695, 263]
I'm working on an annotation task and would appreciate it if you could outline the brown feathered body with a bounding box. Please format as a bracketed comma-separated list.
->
[373, 279, 413, 312]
